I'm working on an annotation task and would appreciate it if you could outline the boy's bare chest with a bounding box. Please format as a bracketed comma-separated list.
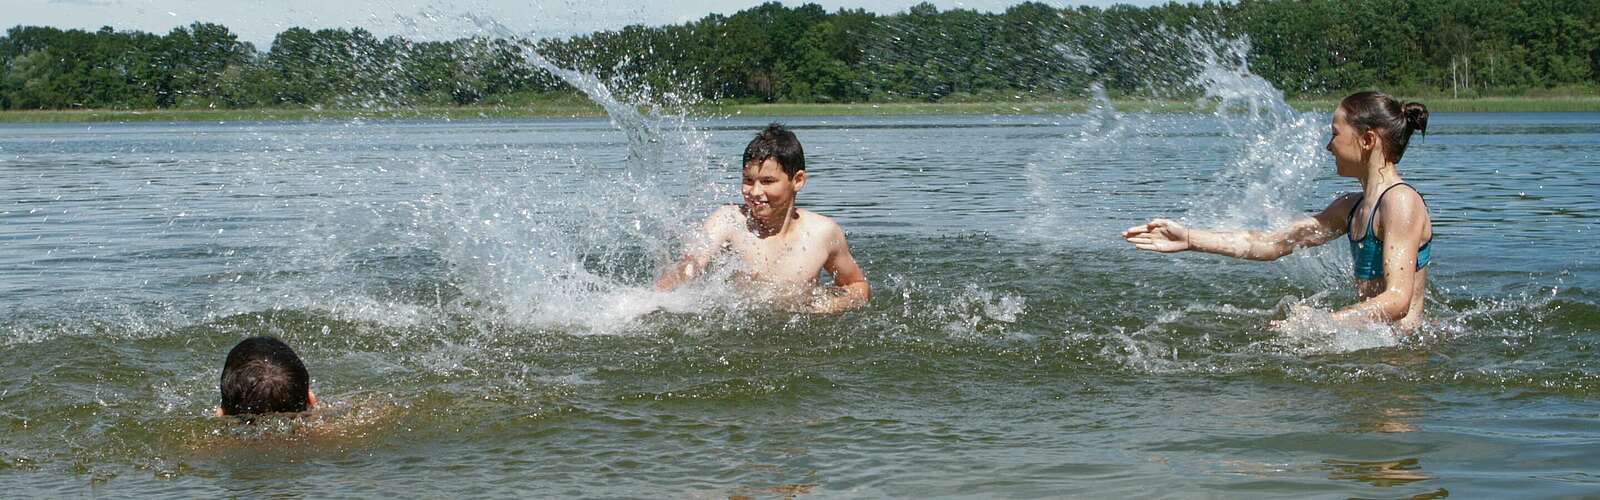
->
[726, 231, 828, 284]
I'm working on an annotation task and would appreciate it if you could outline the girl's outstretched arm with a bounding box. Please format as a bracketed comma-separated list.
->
[1123, 194, 1359, 261]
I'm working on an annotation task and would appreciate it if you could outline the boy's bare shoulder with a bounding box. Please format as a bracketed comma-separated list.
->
[706, 205, 746, 229]
[796, 209, 846, 237]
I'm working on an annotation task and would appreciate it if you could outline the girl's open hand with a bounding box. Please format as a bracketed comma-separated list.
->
[1123, 218, 1191, 253]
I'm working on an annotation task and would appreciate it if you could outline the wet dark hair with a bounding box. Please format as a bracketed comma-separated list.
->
[742, 123, 804, 176]
[1339, 91, 1429, 162]
[220, 336, 311, 416]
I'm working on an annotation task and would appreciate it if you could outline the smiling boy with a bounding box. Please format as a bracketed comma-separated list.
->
[655, 123, 870, 313]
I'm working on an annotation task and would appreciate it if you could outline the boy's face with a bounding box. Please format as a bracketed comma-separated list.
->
[742, 158, 805, 219]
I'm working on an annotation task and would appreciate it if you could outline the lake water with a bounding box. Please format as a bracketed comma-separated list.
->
[2, 110, 1597, 497]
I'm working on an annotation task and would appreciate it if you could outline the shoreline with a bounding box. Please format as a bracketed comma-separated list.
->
[3, 97, 1598, 124]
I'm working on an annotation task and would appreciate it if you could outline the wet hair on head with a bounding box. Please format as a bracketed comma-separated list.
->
[1339, 91, 1429, 162]
[220, 336, 311, 416]
[742, 122, 805, 176]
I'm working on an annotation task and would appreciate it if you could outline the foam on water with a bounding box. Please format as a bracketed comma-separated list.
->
[1267, 302, 1402, 354]
[930, 284, 1028, 338]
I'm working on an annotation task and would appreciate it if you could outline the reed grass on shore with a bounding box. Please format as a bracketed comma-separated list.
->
[3, 96, 1596, 123]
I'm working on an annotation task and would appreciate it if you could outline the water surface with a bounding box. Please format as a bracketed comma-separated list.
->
[2, 112, 1597, 497]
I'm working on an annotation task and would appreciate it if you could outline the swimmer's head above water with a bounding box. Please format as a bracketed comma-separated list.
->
[218, 336, 316, 417]
[1329, 91, 1429, 177]
[741, 123, 807, 224]
[1125, 90, 1435, 328]
[655, 122, 870, 313]
[743, 122, 805, 177]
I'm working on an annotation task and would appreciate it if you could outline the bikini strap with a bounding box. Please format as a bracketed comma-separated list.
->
[1367, 183, 1419, 235]
[1373, 182, 1416, 209]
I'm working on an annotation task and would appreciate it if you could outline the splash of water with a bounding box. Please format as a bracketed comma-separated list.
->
[220, 14, 746, 333]
[1184, 35, 1328, 232]
[1022, 30, 1388, 365]
[1184, 34, 1350, 288]
[1020, 41, 1130, 246]
[1267, 301, 1401, 354]
[445, 24, 736, 329]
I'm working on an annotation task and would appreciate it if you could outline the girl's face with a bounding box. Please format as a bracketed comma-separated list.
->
[1326, 107, 1372, 178]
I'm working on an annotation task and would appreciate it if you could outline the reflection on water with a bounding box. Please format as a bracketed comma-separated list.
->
[1324, 458, 1434, 488]
[1333, 392, 1424, 435]
[730, 480, 818, 500]
[1331, 350, 1432, 434]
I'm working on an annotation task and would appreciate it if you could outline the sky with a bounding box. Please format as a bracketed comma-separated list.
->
[8, 0, 1167, 48]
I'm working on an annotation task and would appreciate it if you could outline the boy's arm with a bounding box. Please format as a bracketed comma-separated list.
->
[655, 207, 734, 291]
[811, 224, 870, 313]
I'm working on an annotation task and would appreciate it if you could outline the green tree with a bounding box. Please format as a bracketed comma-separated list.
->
[777, 21, 860, 102]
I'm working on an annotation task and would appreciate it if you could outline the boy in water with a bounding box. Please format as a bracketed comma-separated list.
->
[216, 336, 316, 417]
[656, 123, 870, 313]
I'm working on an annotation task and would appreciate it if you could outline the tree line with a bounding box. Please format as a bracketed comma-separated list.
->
[2, 0, 1596, 110]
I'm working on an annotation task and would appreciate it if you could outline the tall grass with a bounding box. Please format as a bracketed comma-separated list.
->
[4, 96, 1596, 123]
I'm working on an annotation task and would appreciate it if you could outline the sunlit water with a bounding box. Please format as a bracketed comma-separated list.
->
[2, 109, 1598, 496]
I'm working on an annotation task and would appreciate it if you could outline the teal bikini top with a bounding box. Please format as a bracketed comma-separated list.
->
[1347, 183, 1432, 280]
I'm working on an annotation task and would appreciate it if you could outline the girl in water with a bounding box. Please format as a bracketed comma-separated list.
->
[1122, 91, 1433, 330]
